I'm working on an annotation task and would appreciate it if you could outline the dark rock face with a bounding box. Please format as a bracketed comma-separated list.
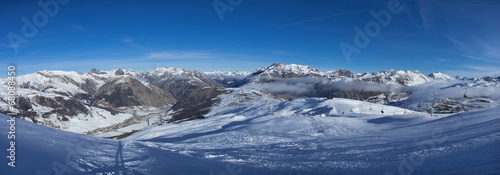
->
[95, 87, 140, 107]
[94, 77, 177, 108]
[17, 97, 33, 112]
[137, 68, 222, 100]
[335, 69, 355, 78]
[31, 95, 89, 117]
[80, 78, 100, 94]
[170, 88, 230, 122]
[210, 78, 246, 88]
[115, 69, 125, 76]
[88, 68, 107, 74]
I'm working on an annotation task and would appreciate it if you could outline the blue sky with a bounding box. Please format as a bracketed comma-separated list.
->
[1, 0, 499, 78]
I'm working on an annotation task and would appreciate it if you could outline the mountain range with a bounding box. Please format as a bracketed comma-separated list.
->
[0, 63, 499, 137]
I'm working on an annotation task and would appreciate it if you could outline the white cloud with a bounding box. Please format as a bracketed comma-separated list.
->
[122, 38, 149, 49]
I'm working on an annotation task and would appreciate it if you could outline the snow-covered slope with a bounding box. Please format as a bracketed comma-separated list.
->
[127, 97, 500, 174]
[0, 113, 237, 174]
[127, 97, 421, 141]
[3, 99, 498, 174]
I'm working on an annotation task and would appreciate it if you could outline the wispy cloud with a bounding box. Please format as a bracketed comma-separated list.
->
[0, 42, 25, 49]
[144, 51, 214, 59]
[29, 50, 42, 56]
[443, 64, 500, 78]
[122, 38, 149, 49]
[439, 33, 500, 63]
[267, 9, 372, 32]
[71, 24, 86, 32]
[436, 58, 448, 62]
[416, 0, 435, 34]
[440, 34, 465, 47]
[474, 39, 500, 59]
[434, 32, 500, 78]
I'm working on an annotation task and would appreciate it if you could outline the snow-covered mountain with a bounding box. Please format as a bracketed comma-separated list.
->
[205, 71, 251, 87]
[94, 76, 176, 107]
[324, 69, 356, 79]
[428, 72, 454, 80]
[0, 67, 222, 135]
[253, 63, 324, 78]
[205, 70, 251, 77]
[1, 63, 499, 138]
[137, 67, 222, 99]
[355, 69, 432, 86]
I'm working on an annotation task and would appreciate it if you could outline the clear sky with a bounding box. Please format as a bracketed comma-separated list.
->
[1, 0, 499, 78]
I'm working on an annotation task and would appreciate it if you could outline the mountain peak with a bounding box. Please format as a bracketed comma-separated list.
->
[115, 69, 125, 76]
[88, 68, 106, 74]
[255, 63, 322, 78]
[270, 62, 284, 67]
[428, 72, 453, 80]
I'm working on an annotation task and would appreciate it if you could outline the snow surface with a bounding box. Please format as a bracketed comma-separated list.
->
[1, 100, 499, 174]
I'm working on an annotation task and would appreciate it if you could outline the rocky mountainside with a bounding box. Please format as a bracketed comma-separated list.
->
[0, 67, 221, 134]
[137, 67, 222, 99]
[355, 70, 431, 86]
[253, 63, 324, 78]
[94, 76, 176, 108]
[0, 63, 498, 137]
[205, 71, 251, 87]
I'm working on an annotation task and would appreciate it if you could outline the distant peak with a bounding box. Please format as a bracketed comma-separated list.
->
[115, 69, 125, 76]
[154, 67, 184, 72]
[270, 62, 284, 67]
[254, 63, 322, 78]
[88, 68, 106, 74]
[428, 72, 453, 80]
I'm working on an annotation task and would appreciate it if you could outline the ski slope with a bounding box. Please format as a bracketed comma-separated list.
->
[1, 97, 499, 174]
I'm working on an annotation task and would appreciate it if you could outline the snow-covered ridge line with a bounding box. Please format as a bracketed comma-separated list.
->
[205, 71, 251, 77]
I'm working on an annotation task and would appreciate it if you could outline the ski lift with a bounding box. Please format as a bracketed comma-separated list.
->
[464, 88, 468, 98]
